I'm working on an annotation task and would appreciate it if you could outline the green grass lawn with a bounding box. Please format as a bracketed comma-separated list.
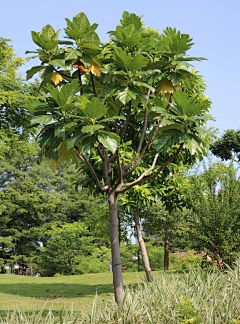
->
[0, 271, 167, 317]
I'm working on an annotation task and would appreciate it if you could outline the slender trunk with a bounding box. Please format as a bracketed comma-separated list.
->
[164, 226, 169, 270]
[108, 191, 124, 305]
[68, 254, 72, 275]
[30, 259, 32, 277]
[118, 215, 121, 244]
[133, 207, 153, 282]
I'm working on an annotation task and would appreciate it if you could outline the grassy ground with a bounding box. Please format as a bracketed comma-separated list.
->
[0, 270, 168, 317]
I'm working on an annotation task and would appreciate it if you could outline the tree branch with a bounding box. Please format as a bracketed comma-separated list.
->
[52, 66, 74, 80]
[124, 88, 150, 173]
[123, 94, 173, 176]
[109, 106, 123, 163]
[120, 100, 131, 142]
[103, 148, 111, 187]
[116, 149, 123, 185]
[77, 69, 84, 95]
[76, 152, 109, 192]
[90, 72, 97, 98]
[118, 153, 159, 193]
[118, 143, 183, 194]
[124, 108, 148, 176]
[97, 144, 105, 161]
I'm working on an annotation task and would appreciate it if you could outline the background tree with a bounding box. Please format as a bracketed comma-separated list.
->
[143, 203, 188, 270]
[0, 132, 109, 269]
[26, 12, 211, 304]
[142, 170, 188, 271]
[184, 162, 240, 269]
[210, 129, 240, 164]
[0, 38, 42, 138]
[39, 222, 93, 276]
[118, 184, 155, 282]
[0, 133, 65, 263]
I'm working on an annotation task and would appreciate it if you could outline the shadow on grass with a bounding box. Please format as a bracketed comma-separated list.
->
[0, 281, 114, 317]
[0, 270, 190, 318]
[0, 282, 114, 299]
[0, 306, 86, 320]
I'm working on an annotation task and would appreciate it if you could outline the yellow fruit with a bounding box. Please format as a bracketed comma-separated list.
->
[156, 80, 182, 95]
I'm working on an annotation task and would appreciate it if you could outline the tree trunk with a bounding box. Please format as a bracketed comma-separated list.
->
[118, 215, 121, 244]
[133, 207, 153, 282]
[108, 191, 124, 305]
[164, 226, 169, 270]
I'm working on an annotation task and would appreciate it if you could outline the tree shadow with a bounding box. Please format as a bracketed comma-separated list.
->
[0, 282, 114, 317]
[0, 282, 114, 299]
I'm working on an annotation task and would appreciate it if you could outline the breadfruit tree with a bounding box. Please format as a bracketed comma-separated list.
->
[26, 11, 211, 304]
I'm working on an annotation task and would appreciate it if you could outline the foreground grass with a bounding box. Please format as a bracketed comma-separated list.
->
[1, 265, 240, 323]
[0, 270, 163, 317]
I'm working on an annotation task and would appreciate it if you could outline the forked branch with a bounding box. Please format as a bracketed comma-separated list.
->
[118, 143, 183, 194]
[124, 94, 173, 175]
[76, 152, 109, 192]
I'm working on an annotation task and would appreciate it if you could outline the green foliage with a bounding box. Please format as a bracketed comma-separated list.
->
[0, 133, 66, 262]
[176, 296, 202, 323]
[120, 243, 164, 271]
[0, 132, 110, 269]
[144, 235, 191, 253]
[26, 11, 212, 176]
[210, 129, 240, 163]
[40, 223, 111, 276]
[185, 162, 240, 268]
[64, 12, 99, 46]
[0, 38, 43, 138]
[75, 246, 111, 274]
[39, 222, 93, 276]
[169, 251, 208, 271]
[31, 25, 60, 51]
[152, 90, 212, 159]
[142, 173, 188, 246]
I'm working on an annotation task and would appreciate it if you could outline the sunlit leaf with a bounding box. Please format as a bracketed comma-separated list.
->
[82, 125, 104, 135]
[98, 132, 119, 153]
[90, 61, 101, 77]
[26, 66, 46, 80]
[49, 72, 63, 85]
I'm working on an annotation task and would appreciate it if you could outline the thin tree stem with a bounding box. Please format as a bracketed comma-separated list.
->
[78, 69, 84, 95]
[90, 72, 97, 97]
[120, 101, 131, 142]
[75, 150, 109, 192]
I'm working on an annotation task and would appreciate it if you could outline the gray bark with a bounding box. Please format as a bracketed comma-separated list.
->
[133, 207, 153, 282]
[164, 227, 169, 270]
[108, 191, 125, 304]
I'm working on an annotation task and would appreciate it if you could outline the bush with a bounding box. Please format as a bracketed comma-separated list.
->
[169, 250, 207, 270]
[120, 243, 164, 272]
[75, 247, 111, 274]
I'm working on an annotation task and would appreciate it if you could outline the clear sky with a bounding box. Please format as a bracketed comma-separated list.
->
[1, 0, 240, 135]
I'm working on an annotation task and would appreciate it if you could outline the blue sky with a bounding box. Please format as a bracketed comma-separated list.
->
[1, 0, 240, 135]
